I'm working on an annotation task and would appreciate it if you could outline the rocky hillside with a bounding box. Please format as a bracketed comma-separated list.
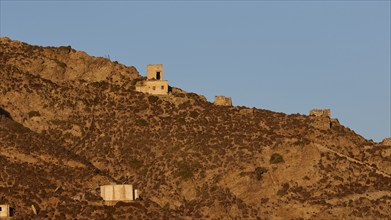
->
[1, 37, 390, 219]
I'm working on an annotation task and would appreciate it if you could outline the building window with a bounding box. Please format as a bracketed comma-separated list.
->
[152, 86, 156, 90]
[156, 72, 161, 80]
[161, 86, 164, 90]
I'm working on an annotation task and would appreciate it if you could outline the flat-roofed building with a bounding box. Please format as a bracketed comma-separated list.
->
[0, 204, 13, 218]
[100, 184, 139, 205]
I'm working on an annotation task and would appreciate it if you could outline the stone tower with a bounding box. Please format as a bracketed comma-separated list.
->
[136, 64, 169, 95]
[147, 64, 164, 80]
[309, 109, 332, 130]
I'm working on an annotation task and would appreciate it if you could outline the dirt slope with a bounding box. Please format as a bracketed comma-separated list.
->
[0, 37, 390, 219]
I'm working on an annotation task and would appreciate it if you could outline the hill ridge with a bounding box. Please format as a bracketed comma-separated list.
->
[0, 37, 390, 219]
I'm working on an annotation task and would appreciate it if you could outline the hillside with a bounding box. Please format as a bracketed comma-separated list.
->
[1, 37, 390, 219]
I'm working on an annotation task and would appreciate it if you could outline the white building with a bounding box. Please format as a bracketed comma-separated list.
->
[100, 184, 139, 204]
[0, 204, 13, 218]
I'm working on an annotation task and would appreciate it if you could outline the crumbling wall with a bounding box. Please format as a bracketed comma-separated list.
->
[309, 109, 332, 130]
[311, 117, 332, 130]
[309, 109, 331, 118]
[214, 96, 232, 106]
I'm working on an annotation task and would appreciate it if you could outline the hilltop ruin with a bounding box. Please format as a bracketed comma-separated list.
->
[1, 38, 390, 219]
[136, 64, 169, 95]
[214, 96, 232, 106]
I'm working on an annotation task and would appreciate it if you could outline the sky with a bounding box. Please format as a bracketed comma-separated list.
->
[1, 1, 390, 142]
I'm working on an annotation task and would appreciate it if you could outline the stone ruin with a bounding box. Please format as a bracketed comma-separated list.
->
[214, 96, 232, 106]
[309, 109, 331, 118]
[309, 109, 333, 130]
[381, 138, 391, 146]
[0, 204, 13, 218]
[100, 184, 140, 205]
[136, 64, 169, 95]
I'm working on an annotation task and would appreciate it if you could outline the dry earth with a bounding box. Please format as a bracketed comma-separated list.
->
[0, 37, 390, 219]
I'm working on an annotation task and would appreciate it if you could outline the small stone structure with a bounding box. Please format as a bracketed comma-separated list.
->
[309, 109, 332, 130]
[0, 204, 13, 218]
[100, 184, 139, 205]
[136, 64, 169, 95]
[214, 96, 232, 106]
[309, 109, 331, 118]
[381, 138, 391, 146]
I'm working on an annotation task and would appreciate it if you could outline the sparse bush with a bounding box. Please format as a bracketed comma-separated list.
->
[131, 77, 145, 86]
[177, 118, 186, 124]
[56, 60, 67, 69]
[148, 96, 159, 103]
[135, 119, 148, 126]
[59, 45, 72, 53]
[128, 159, 143, 169]
[189, 111, 199, 118]
[254, 167, 268, 180]
[9, 121, 29, 133]
[28, 110, 41, 118]
[333, 175, 343, 181]
[177, 161, 194, 179]
[277, 182, 289, 196]
[270, 153, 284, 164]
[175, 93, 186, 98]
[261, 198, 269, 203]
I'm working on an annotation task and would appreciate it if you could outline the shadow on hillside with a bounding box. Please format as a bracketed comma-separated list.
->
[0, 107, 13, 119]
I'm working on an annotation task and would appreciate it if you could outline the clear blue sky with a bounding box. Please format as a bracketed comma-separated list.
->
[1, 1, 390, 142]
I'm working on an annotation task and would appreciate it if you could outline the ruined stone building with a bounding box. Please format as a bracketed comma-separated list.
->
[136, 64, 169, 95]
[214, 96, 232, 106]
[100, 184, 139, 205]
[381, 138, 391, 146]
[309, 109, 332, 130]
[309, 109, 331, 118]
[0, 204, 13, 218]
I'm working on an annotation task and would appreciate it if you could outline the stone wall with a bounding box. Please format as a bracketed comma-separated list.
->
[214, 96, 232, 106]
[147, 64, 163, 80]
[136, 80, 168, 95]
[311, 117, 332, 130]
[309, 109, 331, 118]
[309, 109, 332, 130]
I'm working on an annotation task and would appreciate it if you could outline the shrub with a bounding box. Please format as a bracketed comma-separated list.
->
[128, 159, 143, 169]
[59, 45, 72, 53]
[254, 167, 268, 180]
[56, 60, 67, 69]
[148, 96, 159, 103]
[277, 183, 290, 196]
[28, 110, 41, 118]
[177, 118, 186, 124]
[333, 175, 343, 181]
[177, 161, 194, 179]
[189, 111, 199, 118]
[131, 77, 145, 86]
[135, 119, 148, 126]
[270, 153, 284, 164]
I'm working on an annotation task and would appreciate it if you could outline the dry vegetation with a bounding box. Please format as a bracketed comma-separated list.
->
[0, 37, 390, 219]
